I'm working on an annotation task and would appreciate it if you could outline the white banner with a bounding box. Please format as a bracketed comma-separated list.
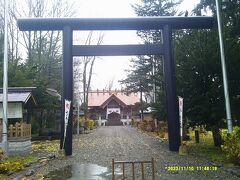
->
[107, 108, 120, 115]
[64, 99, 71, 139]
[178, 97, 183, 137]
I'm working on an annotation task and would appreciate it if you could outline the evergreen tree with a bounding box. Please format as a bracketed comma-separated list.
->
[174, 0, 240, 146]
[121, 0, 182, 120]
[174, 28, 225, 146]
[126, 0, 240, 147]
[120, 56, 153, 118]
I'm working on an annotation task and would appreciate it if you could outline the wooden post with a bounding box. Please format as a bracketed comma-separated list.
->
[141, 162, 145, 180]
[9, 124, 13, 138]
[152, 158, 155, 180]
[122, 163, 125, 180]
[29, 124, 31, 138]
[112, 159, 115, 180]
[195, 130, 199, 143]
[16, 122, 19, 138]
[21, 123, 24, 137]
[61, 26, 73, 156]
[132, 163, 135, 180]
[163, 25, 180, 151]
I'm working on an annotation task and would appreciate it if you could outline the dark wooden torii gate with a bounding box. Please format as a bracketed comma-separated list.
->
[18, 17, 214, 156]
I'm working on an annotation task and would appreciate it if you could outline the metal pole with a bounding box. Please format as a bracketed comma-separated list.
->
[2, 0, 9, 156]
[215, 0, 233, 133]
[77, 102, 79, 135]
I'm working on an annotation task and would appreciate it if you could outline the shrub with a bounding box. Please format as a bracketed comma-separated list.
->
[138, 120, 147, 130]
[85, 119, 94, 130]
[0, 148, 5, 162]
[156, 131, 165, 138]
[145, 120, 155, 132]
[221, 126, 240, 165]
[138, 120, 155, 132]
[94, 120, 98, 127]
[130, 119, 138, 127]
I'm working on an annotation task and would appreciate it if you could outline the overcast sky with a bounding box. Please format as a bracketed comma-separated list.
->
[73, 0, 200, 90]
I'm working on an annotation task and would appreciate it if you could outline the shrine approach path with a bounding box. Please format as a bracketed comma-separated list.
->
[40, 126, 239, 179]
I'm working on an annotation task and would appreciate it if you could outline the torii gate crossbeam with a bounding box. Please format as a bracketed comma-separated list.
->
[18, 17, 214, 156]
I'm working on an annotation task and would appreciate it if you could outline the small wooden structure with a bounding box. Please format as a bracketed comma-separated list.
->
[112, 158, 155, 180]
[8, 122, 31, 140]
[0, 87, 36, 155]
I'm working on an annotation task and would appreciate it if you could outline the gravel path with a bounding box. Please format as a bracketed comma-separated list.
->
[11, 126, 239, 179]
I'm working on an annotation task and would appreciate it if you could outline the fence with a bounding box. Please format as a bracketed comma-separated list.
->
[112, 158, 155, 180]
[8, 123, 31, 139]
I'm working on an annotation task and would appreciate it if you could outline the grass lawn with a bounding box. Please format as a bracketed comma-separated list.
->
[186, 130, 226, 162]
[147, 128, 227, 163]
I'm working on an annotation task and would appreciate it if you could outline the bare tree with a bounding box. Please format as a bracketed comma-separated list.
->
[0, 0, 76, 78]
[73, 57, 82, 106]
[73, 31, 104, 119]
[85, 33, 104, 119]
[104, 78, 115, 91]
[0, 0, 19, 61]
[14, 0, 76, 90]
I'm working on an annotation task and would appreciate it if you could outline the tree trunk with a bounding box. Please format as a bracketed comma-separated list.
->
[83, 60, 88, 120]
[182, 118, 190, 141]
[85, 57, 96, 119]
[81, 32, 104, 120]
[140, 87, 143, 120]
[39, 110, 43, 135]
[211, 125, 223, 147]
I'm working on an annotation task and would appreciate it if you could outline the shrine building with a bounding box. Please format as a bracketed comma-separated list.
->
[88, 89, 139, 126]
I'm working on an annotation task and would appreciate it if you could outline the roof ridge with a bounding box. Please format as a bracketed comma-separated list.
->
[0, 87, 36, 93]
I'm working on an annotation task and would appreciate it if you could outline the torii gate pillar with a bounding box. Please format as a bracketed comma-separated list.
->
[163, 25, 180, 150]
[60, 26, 73, 155]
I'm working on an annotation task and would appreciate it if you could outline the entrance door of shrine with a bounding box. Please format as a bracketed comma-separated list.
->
[106, 112, 122, 126]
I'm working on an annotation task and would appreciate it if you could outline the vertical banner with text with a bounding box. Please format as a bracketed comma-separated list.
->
[178, 97, 183, 138]
[64, 99, 71, 148]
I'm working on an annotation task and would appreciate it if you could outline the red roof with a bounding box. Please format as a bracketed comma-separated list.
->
[88, 90, 139, 107]
[100, 94, 127, 108]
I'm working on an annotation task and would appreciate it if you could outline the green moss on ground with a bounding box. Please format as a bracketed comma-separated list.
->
[187, 130, 226, 162]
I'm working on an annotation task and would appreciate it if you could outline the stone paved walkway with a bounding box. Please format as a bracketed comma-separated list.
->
[12, 126, 239, 179]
